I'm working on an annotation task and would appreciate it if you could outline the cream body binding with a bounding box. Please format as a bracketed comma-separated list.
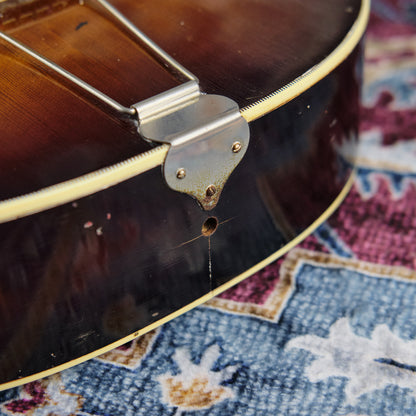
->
[0, 0, 370, 224]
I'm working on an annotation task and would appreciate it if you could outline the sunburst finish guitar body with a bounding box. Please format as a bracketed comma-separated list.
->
[0, 0, 369, 389]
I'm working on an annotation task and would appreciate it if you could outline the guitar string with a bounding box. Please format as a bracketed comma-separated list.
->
[0, 0, 197, 118]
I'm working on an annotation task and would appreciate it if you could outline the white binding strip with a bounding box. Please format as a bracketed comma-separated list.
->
[0, 171, 355, 391]
[0, 0, 370, 223]
[240, 0, 371, 121]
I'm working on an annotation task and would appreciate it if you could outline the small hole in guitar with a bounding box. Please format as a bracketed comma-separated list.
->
[202, 217, 218, 237]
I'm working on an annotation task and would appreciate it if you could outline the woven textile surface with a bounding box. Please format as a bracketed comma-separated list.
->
[1, 1, 416, 414]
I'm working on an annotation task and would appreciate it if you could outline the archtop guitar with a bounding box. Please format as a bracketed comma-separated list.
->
[0, 0, 369, 389]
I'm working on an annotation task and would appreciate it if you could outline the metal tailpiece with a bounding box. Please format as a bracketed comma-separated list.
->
[132, 81, 250, 210]
[0, 0, 250, 210]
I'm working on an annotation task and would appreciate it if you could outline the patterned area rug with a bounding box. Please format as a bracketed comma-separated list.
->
[1, 1, 416, 415]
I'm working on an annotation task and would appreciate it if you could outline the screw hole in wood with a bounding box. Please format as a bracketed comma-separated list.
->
[202, 217, 218, 237]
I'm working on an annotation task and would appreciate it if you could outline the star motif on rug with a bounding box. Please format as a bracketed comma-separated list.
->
[158, 344, 239, 414]
[287, 317, 416, 404]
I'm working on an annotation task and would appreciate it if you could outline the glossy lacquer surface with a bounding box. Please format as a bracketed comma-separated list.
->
[0, 0, 364, 386]
[0, 0, 360, 199]
[0, 45, 362, 385]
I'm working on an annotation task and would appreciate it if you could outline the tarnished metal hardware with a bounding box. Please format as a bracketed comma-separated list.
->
[232, 141, 242, 153]
[176, 168, 187, 180]
[0, 0, 250, 210]
[132, 81, 250, 211]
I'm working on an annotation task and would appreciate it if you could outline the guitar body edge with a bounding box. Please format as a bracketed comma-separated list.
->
[0, 42, 363, 388]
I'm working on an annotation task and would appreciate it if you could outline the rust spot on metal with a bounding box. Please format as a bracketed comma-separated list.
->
[205, 185, 216, 198]
[176, 168, 186, 179]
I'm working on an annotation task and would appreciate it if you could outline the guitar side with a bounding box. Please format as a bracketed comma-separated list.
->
[0, 0, 369, 389]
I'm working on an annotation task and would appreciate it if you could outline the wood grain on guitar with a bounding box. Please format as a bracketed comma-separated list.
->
[0, 0, 369, 389]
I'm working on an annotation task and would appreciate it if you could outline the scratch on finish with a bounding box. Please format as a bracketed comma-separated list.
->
[208, 236, 213, 292]
[76, 330, 95, 342]
[174, 217, 232, 249]
[83, 221, 93, 229]
[75, 21, 88, 31]
[174, 234, 203, 249]
[219, 217, 235, 226]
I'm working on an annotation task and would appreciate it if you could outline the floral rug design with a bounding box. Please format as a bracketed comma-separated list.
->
[1, 0, 416, 415]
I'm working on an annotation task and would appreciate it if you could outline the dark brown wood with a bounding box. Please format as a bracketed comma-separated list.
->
[0, 0, 364, 387]
[0, 0, 360, 199]
[0, 47, 362, 385]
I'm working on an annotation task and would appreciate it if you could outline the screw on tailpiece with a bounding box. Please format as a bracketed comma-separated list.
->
[205, 185, 216, 198]
[176, 168, 186, 179]
[232, 141, 242, 153]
